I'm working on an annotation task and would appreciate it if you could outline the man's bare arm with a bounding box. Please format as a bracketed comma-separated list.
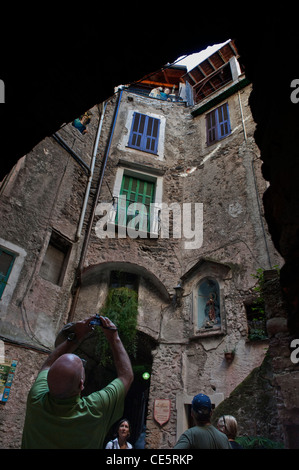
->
[99, 316, 134, 394]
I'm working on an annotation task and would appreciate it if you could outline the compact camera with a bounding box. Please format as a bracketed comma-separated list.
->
[89, 314, 103, 327]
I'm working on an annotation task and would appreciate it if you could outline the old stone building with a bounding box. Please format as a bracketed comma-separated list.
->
[0, 40, 282, 448]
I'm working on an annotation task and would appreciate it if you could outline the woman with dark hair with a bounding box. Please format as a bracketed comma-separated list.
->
[105, 418, 133, 449]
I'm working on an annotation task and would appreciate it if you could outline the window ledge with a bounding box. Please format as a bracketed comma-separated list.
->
[107, 222, 159, 240]
[190, 327, 224, 340]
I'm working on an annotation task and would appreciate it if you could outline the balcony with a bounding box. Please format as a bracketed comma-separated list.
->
[105, 196, 161, 238]
[126, 85, 187, 105]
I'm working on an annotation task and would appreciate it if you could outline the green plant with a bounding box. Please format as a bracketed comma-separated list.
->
[224, 346, 236, 354]
[95, 287, 138, 366]
[248, 326, 268, 341]
[251, 267, 267, 318]
[251, 265, 280, 313]
[248, 266, 280, 341]
[236, 435, 284, 449]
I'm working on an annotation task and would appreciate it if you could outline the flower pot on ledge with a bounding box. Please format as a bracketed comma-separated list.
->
[224, 351, 235, 363]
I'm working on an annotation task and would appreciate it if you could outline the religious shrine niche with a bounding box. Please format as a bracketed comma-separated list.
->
[181, 258, 231, 338]
[197, 277, 221, 329]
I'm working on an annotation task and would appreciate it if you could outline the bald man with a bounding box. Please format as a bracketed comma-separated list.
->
[21, 316, 133, 449]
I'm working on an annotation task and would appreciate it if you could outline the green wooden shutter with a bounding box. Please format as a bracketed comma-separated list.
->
[117, 175, 155, 233]
[0, 248, 16, 299]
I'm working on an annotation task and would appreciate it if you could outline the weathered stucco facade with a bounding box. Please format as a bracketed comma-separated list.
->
[0, 42, 283, 448]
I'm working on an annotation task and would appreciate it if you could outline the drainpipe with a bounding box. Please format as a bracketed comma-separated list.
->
[67, 89, 123, 322]
[237, 88, 271, 268]
[76, 101, 107, 241]
[237, 91, 247, 141]
[251, 158, 272, 269]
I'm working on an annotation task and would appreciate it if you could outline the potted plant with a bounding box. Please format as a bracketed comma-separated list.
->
[224, 347, 236, 362]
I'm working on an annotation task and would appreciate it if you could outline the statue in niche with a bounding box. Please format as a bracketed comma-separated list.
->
[197, 279, 221, 329]
[204, 291, 220, 328]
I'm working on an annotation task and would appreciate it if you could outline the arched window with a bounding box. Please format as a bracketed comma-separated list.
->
[197, 278, 221, 329]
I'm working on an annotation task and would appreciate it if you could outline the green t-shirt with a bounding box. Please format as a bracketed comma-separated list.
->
[21, 369, 125, 449]
[174, 424, 231, 449]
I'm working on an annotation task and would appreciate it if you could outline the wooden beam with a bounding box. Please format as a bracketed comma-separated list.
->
[141, 80, 178, 89]
[207, 58, 216, 70]
[197, 65, 207, 76]
[217, 50, 227, 64]
[228, 41, 238, 56]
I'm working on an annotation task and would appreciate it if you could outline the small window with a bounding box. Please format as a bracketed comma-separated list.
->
[206, 103, 231, 145]
[39, 232, 71, 286]
[245, 301, 267, 341]
[128, 112, 160, 154]
[0, 248, 16, 299]
[110, 271, 138, 291]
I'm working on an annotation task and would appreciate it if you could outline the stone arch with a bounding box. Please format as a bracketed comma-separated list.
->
[81, 261, 170, 302]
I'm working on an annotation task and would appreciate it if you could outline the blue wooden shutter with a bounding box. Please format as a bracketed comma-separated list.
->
[206, 110, 217, 144]
[207, 104, 231, 144]
[217, 103, 230, 138]
[145, 116, 160, 154]
[129, 112, 146, 149]
[129, 113, 160, 154]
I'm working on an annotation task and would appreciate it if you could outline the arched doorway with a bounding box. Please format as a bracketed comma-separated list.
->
[67, 328, 155, 448]
[122, 331, 156, 446]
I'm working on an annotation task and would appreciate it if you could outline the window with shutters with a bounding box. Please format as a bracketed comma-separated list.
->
[116, 175, 155, 232]
[0, 247, 16, 299]
[105, 166, 163, 238]
[206, 103, 231, 145]
[116, 174, 155, 233]
[128, 112, 160, 154]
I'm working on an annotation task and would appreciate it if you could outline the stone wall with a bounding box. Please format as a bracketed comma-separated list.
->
[0, 105, 102, 348]
[0, 83, 283, 449]
[73, 87, 282, 448]
[0, 343, 45, 449]
[264, 272, 299, 448]
[211, 270, 299, 448]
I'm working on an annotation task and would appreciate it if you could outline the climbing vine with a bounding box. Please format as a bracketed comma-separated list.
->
[95, 287, 138, 366]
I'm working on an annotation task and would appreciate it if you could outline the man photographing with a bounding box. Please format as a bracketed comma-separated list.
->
[21, 315, 133, 449]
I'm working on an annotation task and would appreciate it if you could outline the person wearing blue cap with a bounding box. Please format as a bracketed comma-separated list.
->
[174, 393, 231, 449]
